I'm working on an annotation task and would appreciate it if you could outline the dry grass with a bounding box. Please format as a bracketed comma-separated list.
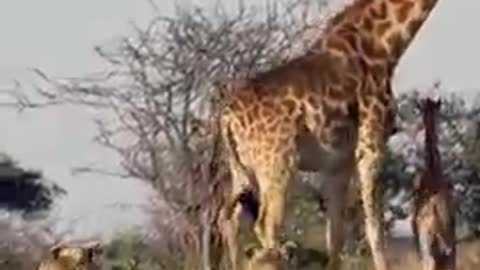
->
[337, 237, 480, 270]
[285, 224, 480, 270]
[1, 219, 479, 270]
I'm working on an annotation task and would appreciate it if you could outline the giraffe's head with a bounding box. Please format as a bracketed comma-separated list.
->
[416, 97, 441, 129]
[417, 97, 441, 112]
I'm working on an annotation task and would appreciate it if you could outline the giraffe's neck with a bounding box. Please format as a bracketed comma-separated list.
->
[316, 0, 439, 71]
[423, 108, 442, 182]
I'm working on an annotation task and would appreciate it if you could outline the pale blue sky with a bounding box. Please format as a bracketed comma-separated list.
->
[0, 0, 479, 239]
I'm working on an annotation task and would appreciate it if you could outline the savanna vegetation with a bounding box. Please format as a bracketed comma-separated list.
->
[1, 0, 480, 269]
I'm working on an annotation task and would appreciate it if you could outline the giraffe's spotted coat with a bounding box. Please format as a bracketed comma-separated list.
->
[216, 1, 442, 270]
[412, 98, 456, 270]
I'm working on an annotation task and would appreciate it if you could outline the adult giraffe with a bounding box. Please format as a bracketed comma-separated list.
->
[216, 0, 441, 269]
[412, 98, 456, 270]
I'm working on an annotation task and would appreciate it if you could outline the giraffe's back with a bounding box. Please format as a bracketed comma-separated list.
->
[220, 52, 361, 173]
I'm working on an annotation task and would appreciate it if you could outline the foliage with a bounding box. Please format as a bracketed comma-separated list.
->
[0, 154, 66, 219]
[101, 231, 160, 270]
[0, 220, 57, 270]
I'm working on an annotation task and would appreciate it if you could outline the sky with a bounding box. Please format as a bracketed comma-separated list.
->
[0, 0, 479, 239]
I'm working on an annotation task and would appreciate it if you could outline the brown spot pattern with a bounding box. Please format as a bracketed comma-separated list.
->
[218, 1, 442, 270]
[407, 18, 423, 37]
[386, 32, 404, 58]
[376, 21, 392, 37]
[370, 2, 388, 20]
[396, 1, 414, 23]
[282, 99, 296, 115]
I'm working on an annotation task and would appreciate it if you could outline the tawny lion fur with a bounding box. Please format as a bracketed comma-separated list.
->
[36, 242, 103, 270]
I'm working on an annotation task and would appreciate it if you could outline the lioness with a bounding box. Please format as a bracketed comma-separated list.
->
[37, 241, 103, 270]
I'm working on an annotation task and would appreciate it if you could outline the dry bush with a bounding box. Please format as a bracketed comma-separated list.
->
[6, 0, 479, 269]
[0, 219, 56, 270]
[5, 0, 332, 269]
[0, 214, 106, 270]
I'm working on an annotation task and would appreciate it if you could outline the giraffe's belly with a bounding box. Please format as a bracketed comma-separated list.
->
[296, 125, 356, 173]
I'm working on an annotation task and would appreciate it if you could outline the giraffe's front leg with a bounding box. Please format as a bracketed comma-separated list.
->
[356, 123, 388, 270]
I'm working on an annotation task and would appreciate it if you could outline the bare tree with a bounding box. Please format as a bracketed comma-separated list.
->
[4, 0, 330, 268]
[0, 216, 81, 270]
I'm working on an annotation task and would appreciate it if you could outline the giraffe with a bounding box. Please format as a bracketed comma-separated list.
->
[215, 0, 441, 269]
[411, 98, 456, 270]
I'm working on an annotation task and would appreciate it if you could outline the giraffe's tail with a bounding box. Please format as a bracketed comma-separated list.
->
[220, 122, 260, 222]
[211, 80, 260, 222]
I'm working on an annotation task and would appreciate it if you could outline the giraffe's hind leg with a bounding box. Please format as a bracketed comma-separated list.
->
[218, 156, 256, 270]
[218, 203, 242, 270]
[323, 163, 355, 270]
[252, 154, 295, 252]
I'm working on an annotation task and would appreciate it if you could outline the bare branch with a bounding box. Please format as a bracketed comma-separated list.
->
[2, 0, 329, 267]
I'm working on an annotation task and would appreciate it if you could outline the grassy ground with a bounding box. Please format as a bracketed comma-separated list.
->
[1, 231, 480, 270]
[2, 180, 479, 270]
[233, 187, 480, 270]
[295, 228, 480, 270]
